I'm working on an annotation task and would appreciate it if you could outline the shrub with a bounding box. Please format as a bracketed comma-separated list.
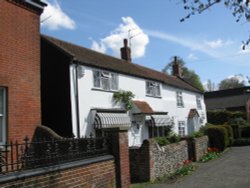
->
[207, 110, 245, 125]
[199, 147, 220, 162]
[154, 137, 170, 146]
[220, 124, 234, 145]
[167, 133, 181, 143]
[241, 126, 250, 138]
[190, 131, 204, 138]
[228, 117, 249, 127]
[233, 138, 250, 146]
[205, 126, 229, 151]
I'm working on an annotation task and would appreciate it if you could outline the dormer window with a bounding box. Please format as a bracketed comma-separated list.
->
[93, 70, 118, 91]
[146, 81, 161, 97]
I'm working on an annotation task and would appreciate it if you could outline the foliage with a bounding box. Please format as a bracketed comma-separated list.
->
[227, 117, 249, 126]
[162, 56, 204, 91]
[189, 131, 204, 138]
[218, 77, 245, 90]
[233, 138, 250, 146]
[154, 132, 181, 146]
[205, 125, 229, 151]
[199, 147, 221, 162]
[207, 110, 246, 125]
[113, 90, 135, 110]
[241, 126, 250, 138]
[180, 0, 250, 47]
[220, 124, 234, 145]
[154, 137, 170, 146]
[175, 160, 194, 176]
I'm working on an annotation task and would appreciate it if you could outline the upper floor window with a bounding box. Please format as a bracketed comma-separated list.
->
[178, 121, 185, 137]
[0, 87, 6, 144]
[176, 91, 184, 107]
[93, 70, 118, 91]
[196, 96, 202, 109]
[146, 81, 161, 97]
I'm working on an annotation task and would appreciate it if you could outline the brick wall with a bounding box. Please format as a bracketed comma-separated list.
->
[0, 156, 115, 188]
[129, 139, 188, 182]
[0, 0, 42, 142]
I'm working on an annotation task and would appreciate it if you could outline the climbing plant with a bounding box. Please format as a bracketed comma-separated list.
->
[113, 90, 135, 111]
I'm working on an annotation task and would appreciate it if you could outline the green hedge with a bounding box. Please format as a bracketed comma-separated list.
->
[205, 126, 229, 151]
[241, 126, 250, 138]
[220, 124, 234, 145]
[207, 110, 246, 125]
[233, 138, 250, 146]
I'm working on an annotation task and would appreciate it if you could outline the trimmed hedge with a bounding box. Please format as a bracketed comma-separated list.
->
[205, 126, 229, 151]
[233, 138, 250, 146]
[241, 126, 250, 138]
[220, 124, 234, 145]
[207, 110, 246, 125]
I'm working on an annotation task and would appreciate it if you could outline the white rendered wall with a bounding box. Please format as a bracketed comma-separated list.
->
[70, 64, 207, 145]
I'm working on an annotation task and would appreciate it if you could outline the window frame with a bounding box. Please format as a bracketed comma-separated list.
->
[93, 70, 119, 92]
[178, 121, 185, 137]
[0, 87, 7, 145]
[176, 91, 184, 108]
[196, 95, 202, 110]
[146, 81, 161, 98]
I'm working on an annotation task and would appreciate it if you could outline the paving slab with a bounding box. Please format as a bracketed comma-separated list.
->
[146, 146, 250, 188]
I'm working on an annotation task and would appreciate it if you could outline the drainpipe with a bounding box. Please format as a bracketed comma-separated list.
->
[75, 63, 81, 138]
[70, 57, 80, 139]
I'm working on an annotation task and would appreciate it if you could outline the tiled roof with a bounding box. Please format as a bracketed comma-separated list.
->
[41, 35, 202, 93]
[133, 100, 154, 114]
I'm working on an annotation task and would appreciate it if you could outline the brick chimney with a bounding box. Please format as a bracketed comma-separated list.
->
[120, 39, 131, 62]
[172, 56, 182, 77]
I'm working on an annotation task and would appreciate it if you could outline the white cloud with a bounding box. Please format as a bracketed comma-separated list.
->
[187, 53, 199, 61]
[91, 17, 149, 59]
[227, 74, 246, 83]
[204, 39, 232, 49]
[41, 0, 76, 30]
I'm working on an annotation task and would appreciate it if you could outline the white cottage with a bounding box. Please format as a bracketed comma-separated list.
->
[41, 35, 207, 147]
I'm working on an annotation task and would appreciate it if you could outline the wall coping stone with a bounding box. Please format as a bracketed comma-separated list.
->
[0, 155, 114, 184]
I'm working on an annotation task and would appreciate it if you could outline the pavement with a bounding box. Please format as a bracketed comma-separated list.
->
[145, 146, 250, 188]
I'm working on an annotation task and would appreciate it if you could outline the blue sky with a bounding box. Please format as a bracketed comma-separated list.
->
[41, 0, 250, 89]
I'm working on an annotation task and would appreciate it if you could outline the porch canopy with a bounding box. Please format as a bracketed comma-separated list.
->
[93, 109, 131, 129]
[132, 100, 172, 127]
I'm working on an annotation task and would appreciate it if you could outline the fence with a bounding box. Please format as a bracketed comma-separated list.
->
[0, 135, 108, 175]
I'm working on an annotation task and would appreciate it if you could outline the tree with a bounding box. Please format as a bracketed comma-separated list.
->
[162, 56, 205, 91]
[180, 0, 250, 48]
[218, 77, 245, 90]
[206, 79, 216, 91]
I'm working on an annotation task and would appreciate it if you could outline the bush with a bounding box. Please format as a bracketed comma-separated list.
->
[228, 117, 249, 127]
[205, 126, 229, 151]
[154, 137, 170, 146]
[233, 138, 250, 146]
[189, 131, 204, 139]
[241, 126, 250, 138]
[220, 124, 234, 145]
[207, 110, 245, 125]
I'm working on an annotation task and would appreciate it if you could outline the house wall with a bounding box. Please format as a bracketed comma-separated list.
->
[70, 65, 207, 146]
[0, 0, 42, 142]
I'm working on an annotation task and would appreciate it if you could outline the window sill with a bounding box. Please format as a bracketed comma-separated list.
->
[177, 106, 185, 108]
[146, 95, 162, 99]
[91, 88, 117, 93]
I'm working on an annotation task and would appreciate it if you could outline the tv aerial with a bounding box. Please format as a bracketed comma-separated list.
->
[128, 28, 142, 47]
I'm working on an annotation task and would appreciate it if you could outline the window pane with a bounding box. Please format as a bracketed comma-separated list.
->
[0, 89, 3, 114]
[101, 77, 110, 90]
[93, 71, 101, 88]
[111, 74, 118, 90]
[0, 117, 2, 142]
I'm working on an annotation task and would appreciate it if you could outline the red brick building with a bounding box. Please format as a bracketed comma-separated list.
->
[0, 0, 46, 144]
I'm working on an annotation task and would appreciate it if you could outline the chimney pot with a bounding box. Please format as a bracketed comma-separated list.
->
[172, 56, 182, 77]
[120, 38, 131, 62]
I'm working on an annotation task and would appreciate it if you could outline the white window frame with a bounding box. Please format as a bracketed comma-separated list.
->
[146, 81, 161, 97]
[176, 91, 184, 107]
[178, 121, 185, 137]
[93, 70, 118, 91]
[196, 95, 202, 110]
[0, 87, 7, 145]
